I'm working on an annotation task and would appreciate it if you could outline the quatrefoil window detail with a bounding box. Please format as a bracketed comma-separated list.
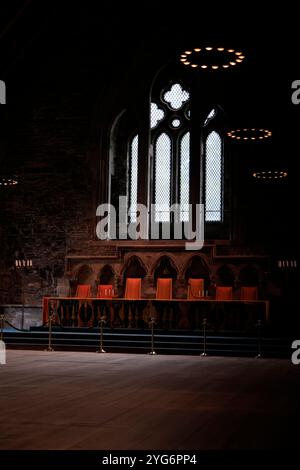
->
[163, 83, 190, 110]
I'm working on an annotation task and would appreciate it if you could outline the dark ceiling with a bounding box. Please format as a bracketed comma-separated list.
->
[0, 1, 299, 179]
[1, 3, 298, 103]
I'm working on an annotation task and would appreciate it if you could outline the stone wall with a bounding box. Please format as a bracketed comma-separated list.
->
[1, 306, 42, 330]
[0, 85, 96, 305]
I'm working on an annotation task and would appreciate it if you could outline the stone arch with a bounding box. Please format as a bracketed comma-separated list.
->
[215, 264, 235, 286]
[75, 264, 94, 284]
[69, 264, 94, 296]
[183, 254, 211, 279]
[150, 253, 179, 276]
[98, 264, 115, 285]
[183, 255, 211, 290]
[152, 255, 178, 284]
[121, 255, 147, 279]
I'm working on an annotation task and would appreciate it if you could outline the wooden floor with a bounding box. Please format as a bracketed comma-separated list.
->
[0, 350, 299, 450]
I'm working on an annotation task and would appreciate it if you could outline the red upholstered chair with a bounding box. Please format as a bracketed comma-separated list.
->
[216, 286, 233, 300]
[187, 278, 205, 299]
[97, 284, 114, 299]
[75, 284, 91, 298]
[240, 286, 258, 301]
[156, 278, 172, 300]
[125, 278, 142, 300]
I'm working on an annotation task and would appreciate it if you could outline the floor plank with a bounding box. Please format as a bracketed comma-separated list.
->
[0, 350, 299, 450]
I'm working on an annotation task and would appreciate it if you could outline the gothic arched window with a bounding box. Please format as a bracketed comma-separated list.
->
[110, 77, 226, 240]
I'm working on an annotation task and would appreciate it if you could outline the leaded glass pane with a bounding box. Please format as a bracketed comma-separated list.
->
[129, 135, 138, 223]
[154, 133, 171, 222]
[151, 102, 165, 129]
[205, 131, 222, 221]
[180, 132, 190, 222]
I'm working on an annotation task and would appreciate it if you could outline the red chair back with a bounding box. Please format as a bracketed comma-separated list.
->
[75, 284, 91, 298]
[125, 278, 142, 300]
[240, 286, 258, 300]
[97, 285, 114, 299]
[156, 278, 172, 300]
[216, 286, 233, 301]
[187, 278, 204, 299]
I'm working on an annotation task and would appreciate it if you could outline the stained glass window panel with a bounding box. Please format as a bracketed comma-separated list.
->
[154, 133, 171, 222]
[129, 135, 138, 223]
[151, 102, 165, 129]
[180, 132, 190, 222]
[205, 131, 222, 221]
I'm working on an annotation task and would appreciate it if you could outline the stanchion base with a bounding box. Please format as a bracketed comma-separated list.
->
[200, 352, 208, 356]
[148, 351, 157, 355]
[44, 347, 54, 352]
[255, 353, 262, 359]
[96, 349, 106, 353]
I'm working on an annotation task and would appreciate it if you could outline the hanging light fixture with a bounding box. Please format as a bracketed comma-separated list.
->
[0, 174, 19, 187]
[227, 128, 272, 141]
[226, 128, 282, 181]
[179, 47, 245, 70]
[252, 170, 288, 181]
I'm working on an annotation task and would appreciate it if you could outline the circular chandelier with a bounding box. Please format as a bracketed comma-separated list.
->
[227, 128, 272, 141]
[0, 175, 18, 187]
[252, 170, 288, 181]
[179, 47, 245, 70]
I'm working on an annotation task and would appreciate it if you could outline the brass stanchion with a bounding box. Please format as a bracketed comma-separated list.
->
[96, 310, 106, 353]
[45, 310, 54, 352]
[200, 317, 208, 356]
[0, 313, 4, 342]
[255, 319, 262, 358]
[148, 317, 157, 355]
